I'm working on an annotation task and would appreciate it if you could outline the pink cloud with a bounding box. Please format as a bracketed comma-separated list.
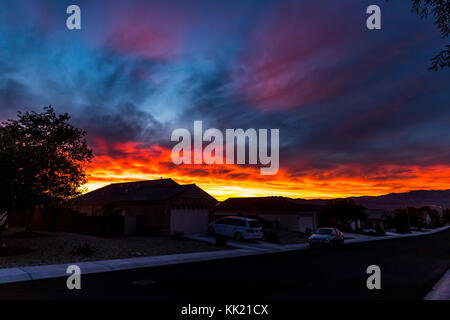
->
[232, 1, 365, 111]
[100, 2, 190, 60]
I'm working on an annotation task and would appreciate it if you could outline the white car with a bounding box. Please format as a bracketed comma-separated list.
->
[208, 216, 263, 241]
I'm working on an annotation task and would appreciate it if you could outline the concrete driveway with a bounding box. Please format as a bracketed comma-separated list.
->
[185, 233, 286, 252]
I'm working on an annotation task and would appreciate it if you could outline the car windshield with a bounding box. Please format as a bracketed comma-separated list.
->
[314, 229, 332, 234]
[248, 221, 261, 228]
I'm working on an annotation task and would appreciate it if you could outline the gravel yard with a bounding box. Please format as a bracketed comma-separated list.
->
[0, 227, 227, 268]
[269, 230, 309, 244]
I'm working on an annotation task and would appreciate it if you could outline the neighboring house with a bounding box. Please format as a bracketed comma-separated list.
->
[363, 209, 393, 230]
[426, 205, 444, 226]
[72, 178, 218, 235]
[216, 197, 319, 233]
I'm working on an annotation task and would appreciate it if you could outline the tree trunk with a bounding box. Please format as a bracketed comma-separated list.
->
[25, 206, 36, 233]
[0, 213, 9, 248]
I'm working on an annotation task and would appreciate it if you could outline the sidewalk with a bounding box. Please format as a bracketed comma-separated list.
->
[1, 225, 448, 285]
[344, 225, 449, 244]
[0, 248, 259, 284]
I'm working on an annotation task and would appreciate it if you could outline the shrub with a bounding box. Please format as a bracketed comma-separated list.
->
[374, 224, 385, 235]
[72, 243, 96, 256]
[215, 236, 227, 247]
[263, 229, 279, 243]
[173, 232, 184, 240]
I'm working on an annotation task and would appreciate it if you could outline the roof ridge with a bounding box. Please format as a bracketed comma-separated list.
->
[109, 178, 174, 186]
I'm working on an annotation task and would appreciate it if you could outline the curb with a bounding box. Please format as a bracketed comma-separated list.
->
[0, 249, 259, 284]
[342, 225, 450, 245]
[1, 226, 448, 285]
[424, 269, 450, 300]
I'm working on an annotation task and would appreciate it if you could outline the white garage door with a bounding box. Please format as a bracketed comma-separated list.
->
[298, 215, 314, 232]
[170, 209, 209, 234]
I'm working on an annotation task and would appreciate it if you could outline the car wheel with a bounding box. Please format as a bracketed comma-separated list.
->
[234, 232, 243, 241]
[309, 243, 314, 249]
[208, 227, 215, 236]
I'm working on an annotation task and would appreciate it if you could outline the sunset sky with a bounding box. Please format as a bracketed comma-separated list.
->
[0, 0, 449, 200]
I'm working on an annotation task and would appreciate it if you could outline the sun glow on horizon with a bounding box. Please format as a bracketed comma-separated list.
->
[83, 163, 450, 202]
[79, 140, 450, 201]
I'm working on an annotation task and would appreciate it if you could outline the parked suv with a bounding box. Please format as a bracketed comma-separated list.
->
[208, 216, 263, 241]
[308, 228, 344, 248]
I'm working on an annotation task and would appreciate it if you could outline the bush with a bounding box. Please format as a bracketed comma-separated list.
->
[374, 224, 385, 235]
[263, 229, 279, 243]
[393, 212, 412, 233]
[396, 225, 411, 234]
[215, 236, 227, 247]
[173, 232, 184, 240]
[72, 243, 96, 256]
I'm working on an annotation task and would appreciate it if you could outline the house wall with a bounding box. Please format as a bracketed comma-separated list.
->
[73, 190, 217, 235]
[215, 210, 318, 233]
[124, 216, 137, 236]
[258, 213, 317, 232]
[170, 209, 209, 234]
[73, 202, 169, 234]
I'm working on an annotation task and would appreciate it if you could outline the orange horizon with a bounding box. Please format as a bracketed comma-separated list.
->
[83, 141, 450, 201]
[83, 178, 450, 202]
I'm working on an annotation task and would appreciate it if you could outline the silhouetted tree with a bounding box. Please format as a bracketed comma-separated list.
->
[0, 124, 22, 244]
[410, 0, 449, 71]
[443, 209, 450, 225]
[0, 210, 8, 247]
[394, 207, 431, 231]
[420, 206, 443, 227]
[320, 199, 367, 230]
[0, 106, 93, 234]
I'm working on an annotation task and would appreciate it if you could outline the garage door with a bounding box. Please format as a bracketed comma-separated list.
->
[298, 215, 314, 232]
[170, 209, 209, 234]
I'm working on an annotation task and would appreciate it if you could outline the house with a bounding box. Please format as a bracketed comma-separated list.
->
[72, 178, 218, 235]
[363, 209, 393, 230]
[393, 206, 444, 229]
[216, 197, 319, 233]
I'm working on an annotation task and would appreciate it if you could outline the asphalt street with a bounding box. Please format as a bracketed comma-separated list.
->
[0, 229, 449, 300]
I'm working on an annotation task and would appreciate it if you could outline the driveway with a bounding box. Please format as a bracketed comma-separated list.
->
[185, 233, 287, 252]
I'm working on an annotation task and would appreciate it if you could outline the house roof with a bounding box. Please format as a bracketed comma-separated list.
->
[216, 196, 318, 213]
[75, 178, 217, 204]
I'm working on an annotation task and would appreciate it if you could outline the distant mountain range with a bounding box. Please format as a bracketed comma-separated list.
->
[292, 190, 450, 211]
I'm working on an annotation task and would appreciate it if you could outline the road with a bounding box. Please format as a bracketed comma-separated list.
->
[0, 229, 449, 300]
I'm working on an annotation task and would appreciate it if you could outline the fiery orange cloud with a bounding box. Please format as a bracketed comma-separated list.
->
[83, 140, 450, 201]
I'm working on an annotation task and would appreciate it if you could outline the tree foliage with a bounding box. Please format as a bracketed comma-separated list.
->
[320, 199, 367, 229]
[0, 106, 93, 231]
[410, 0, 450, 71]
[443, 209, 450, 224]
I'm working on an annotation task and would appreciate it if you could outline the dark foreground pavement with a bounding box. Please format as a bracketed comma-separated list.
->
[0, 229, 449, 300]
